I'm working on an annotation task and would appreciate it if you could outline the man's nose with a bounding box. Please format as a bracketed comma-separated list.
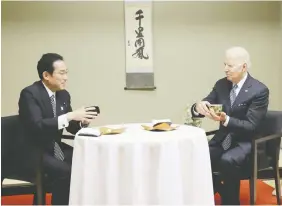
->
[63, 75, 68, 81]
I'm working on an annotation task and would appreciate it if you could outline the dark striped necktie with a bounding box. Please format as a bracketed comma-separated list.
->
[50, 94, 65, 161]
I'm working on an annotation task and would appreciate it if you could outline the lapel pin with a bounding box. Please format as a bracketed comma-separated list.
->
[245, 90, 248, 92]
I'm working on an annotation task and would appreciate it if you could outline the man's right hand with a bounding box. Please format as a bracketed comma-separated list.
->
[195, 101, 211, 117]
[67, 106, 98, 122]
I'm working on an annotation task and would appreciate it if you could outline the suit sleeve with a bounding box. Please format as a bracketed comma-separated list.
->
[202, 83, 218, 104]
[64, 92, 81, 135]
[191, 83, 218, 118]
[19, 89, 58, 139]
[227, 87, 269, 133]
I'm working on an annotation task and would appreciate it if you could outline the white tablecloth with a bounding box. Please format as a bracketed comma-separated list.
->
[69, 123, 214, 205]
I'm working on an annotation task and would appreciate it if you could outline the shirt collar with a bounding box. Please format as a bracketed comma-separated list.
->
[42, 81, 55, 97]
[234, 72, 248, 89]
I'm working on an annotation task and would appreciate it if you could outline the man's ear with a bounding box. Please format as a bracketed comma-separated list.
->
[242, 63, 247, 72]
[42, 71, 50, 80]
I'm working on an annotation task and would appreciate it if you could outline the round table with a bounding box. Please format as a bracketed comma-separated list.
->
[69, 123, 214, 205]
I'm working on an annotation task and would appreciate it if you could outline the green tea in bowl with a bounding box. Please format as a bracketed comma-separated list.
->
[209, 104, 223, 115]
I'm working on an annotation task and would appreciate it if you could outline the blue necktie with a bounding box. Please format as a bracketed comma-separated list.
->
[221, 84, 238, 150]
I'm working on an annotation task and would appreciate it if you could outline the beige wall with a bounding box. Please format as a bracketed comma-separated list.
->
[2, 1, 282, 131]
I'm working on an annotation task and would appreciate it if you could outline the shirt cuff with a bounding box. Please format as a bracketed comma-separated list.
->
[223, 115, 230, 127]
[58, 114, 69, 130]
[80, 121, 89, 128]
[193, 105, 199, 116]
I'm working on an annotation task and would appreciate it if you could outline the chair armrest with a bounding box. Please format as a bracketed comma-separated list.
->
[254, 133, 282, 144]
[62, 135, 75, 140]
[206, 130, 218, 136]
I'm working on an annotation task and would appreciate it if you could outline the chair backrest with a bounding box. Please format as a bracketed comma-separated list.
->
[258, 111, 282, 165]
[1, 115, 21, 179]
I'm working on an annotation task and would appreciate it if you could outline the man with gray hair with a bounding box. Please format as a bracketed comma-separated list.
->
[192, 46, 269, 205]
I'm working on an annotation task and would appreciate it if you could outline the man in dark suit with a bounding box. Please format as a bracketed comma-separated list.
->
[192, 47, 269, 205]
[18, 53, 98, 205]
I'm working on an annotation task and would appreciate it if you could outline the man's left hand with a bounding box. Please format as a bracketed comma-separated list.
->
[209, 110, 227, 122]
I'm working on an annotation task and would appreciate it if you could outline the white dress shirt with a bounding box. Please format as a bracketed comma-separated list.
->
[42, 82, 70, 130]
[193, 73, 248, 126]
[223, 72, 248, 126]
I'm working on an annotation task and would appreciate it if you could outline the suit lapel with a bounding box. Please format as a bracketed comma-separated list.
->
[56, 93, 64, 116]
[231, 74, 253, 110]
[55, 92, 68, 116]
[37, 81, 54, 118]
[223, 79, 232, 115]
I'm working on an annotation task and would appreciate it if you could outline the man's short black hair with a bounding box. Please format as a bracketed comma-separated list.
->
[37, 53, 64, 80]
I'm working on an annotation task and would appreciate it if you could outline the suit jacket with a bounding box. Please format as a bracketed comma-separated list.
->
[17, 81, 81, 171]
[192, 73, 269, 154]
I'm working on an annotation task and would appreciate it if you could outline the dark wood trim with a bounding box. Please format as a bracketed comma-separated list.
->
[1, 182, 52, 196]
[124, 86, 156, 91]
[2, 183, 36, 196]
[255, 133, 282, 144]
[62, 134, 75, 140]
[205, 130, 218, 136]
